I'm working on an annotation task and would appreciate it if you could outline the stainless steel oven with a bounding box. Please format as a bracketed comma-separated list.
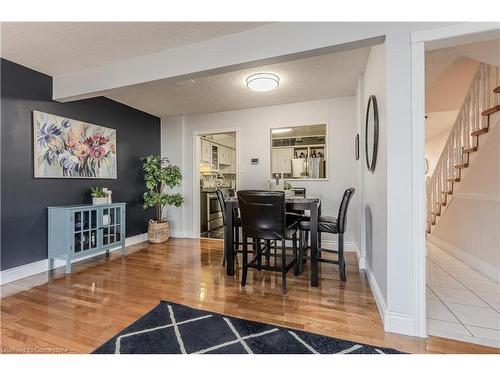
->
[207, 193, 223, 230]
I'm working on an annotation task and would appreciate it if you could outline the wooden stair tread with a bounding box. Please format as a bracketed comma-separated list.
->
[463, 147, 477, 153]
[455, 163, 468, 169]
[493, 85, 500, 94]
[481, 105, 500, 116]
[441, 191, 452, 195]
[471, 127, 489, 136]
[436, 201, 447, 206]
[447, 177, 460, 182]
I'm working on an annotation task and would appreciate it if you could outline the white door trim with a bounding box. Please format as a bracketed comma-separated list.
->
[410, 22, 500, 338]
[411, 22, 500, 45]
[411, 40, 427, 338]
[192, 128, 241, 238]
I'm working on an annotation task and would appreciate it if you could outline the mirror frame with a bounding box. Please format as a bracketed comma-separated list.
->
[365, 95, 379, 173]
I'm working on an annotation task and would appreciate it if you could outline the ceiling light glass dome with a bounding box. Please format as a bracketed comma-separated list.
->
[246, 73, 280, 92]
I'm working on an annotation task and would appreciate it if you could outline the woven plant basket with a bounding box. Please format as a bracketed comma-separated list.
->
[148, 220, 169, 243]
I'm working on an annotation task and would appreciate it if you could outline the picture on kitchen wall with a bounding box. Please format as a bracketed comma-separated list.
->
[33, 111, 117, 179]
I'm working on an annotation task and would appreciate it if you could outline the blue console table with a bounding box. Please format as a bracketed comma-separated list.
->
[48, 203, 126, 273]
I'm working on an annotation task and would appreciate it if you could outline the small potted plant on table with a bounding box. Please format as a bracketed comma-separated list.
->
[90, 186, 108, 205]
[142, 155, 184, 243]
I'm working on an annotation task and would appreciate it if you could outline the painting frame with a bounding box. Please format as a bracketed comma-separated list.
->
[33, 111, 117, 179]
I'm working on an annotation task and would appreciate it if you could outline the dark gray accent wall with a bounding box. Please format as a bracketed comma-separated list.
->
[1, 58, 160, 271]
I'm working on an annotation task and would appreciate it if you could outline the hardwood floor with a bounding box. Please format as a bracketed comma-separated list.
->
[1, 238, 498, 354]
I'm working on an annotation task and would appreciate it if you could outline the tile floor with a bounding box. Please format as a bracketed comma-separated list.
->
[426, 241, 500, 348]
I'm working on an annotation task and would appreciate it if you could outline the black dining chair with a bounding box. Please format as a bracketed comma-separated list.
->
[237, 190, 300, 294]
[298, 188, 355, 281]
[217, 188, 243, 266]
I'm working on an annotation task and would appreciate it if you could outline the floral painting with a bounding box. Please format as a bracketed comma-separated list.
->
[33, 111, 117, 178]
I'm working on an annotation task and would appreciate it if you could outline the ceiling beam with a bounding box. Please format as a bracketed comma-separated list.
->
[53, 22, 388, 102]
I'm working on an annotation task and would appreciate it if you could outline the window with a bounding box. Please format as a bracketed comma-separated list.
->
[270, 124, 327, 180]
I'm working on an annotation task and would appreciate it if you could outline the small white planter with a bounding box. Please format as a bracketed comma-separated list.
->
[92, 197, 108, 205]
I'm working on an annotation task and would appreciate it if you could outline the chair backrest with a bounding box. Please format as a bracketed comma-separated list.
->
[337, 188, 355, 234]
[215, 188, 235, 226]
[237, 190, 286, 240]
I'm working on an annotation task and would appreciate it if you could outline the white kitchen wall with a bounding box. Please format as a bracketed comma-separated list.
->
[161, 97, 361, 248]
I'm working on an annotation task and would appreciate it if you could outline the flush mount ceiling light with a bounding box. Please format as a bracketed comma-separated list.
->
[246, 73, 279, 92]
[271, 128, 292, 134]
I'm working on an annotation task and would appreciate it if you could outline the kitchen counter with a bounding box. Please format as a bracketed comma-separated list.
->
[200, 188, 218, 193]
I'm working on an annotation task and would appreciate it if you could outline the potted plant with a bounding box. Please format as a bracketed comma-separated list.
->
[142, 155, 184, 243]
[283, 181, 294, 197]
[90, 186, 108, 205]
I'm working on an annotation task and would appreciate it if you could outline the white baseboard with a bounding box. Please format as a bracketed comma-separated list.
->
[0, 233, 148, 285]
[364, 263, 387, 327]
[170, 229, 198, 238]
[364, 263, 417, 336]
[428, 234, 500, 283]
[385, 311, 417, 336]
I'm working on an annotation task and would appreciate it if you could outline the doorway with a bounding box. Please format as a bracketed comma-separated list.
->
[412, 25, 500, 345]
[193, 129, 240, 239]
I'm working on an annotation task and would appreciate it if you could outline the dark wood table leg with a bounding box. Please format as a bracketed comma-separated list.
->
[310, 202, 319, 287]
[226, 201, 235, 276]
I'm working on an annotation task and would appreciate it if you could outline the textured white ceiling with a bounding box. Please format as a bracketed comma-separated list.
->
[107, 47, 370, 117]
[0, 22, 268, 75]
[425, 38, 500, 88]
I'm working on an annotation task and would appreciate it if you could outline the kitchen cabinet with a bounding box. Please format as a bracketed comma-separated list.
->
[229, 149, 236, 173]
[201, 139, 212, 163]
[271, 148, 294, 174]
[219, 146, 229, 165]
[200, 139, 236, 173]
[211, 144, 219, 171]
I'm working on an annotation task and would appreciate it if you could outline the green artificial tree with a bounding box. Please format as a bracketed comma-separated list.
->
[142, 155, 184, 223]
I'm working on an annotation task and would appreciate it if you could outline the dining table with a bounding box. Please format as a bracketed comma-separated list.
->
[223, 194, 322, 287]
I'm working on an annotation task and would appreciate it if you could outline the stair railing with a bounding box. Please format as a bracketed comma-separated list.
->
[426, 63, 499, 230]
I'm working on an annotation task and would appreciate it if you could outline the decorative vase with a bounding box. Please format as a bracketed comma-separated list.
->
[148, 220, 170, 243]
[92, 197, 108, 205]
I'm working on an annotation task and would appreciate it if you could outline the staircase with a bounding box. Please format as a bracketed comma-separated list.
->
[426, 63, 500, 234]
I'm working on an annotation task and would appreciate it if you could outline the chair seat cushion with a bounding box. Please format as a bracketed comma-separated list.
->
[298, 215, 338, 233]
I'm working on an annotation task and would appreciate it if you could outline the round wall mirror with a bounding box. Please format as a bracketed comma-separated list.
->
[365, 95, 379, 172]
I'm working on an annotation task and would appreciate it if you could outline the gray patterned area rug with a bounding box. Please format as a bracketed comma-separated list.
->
[93, 301, 403, 354]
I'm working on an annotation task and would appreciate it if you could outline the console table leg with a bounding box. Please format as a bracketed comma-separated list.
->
[48, 258, 54, 271]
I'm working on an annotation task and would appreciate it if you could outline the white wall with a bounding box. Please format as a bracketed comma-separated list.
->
[161, 116, 186, 236]
[360, 45, 388, 301]
[425, 127, 452, 177]
[433, 115, 500, 271]
[161, 97, 361, 247]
